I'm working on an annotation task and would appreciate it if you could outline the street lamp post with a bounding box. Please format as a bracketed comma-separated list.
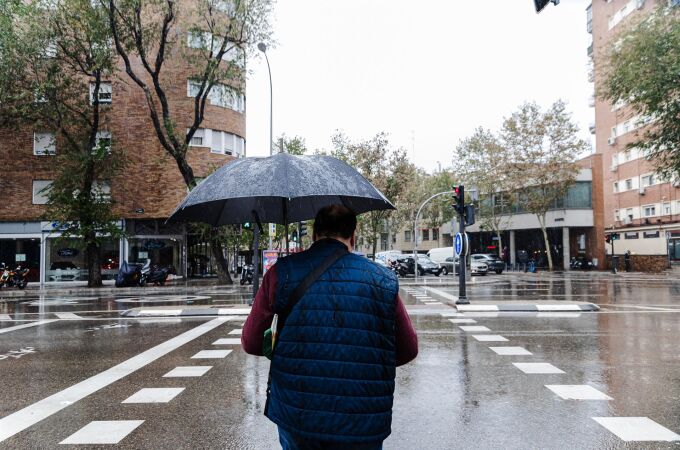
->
[258, 43, 275, 252]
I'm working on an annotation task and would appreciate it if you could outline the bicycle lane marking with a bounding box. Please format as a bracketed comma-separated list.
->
[0, 317, 229, 443]
[0, 320, 60, 335]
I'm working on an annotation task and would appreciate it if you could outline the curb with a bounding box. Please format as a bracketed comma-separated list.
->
[0, 283, 248, 299]
[454, 303, 599, 312]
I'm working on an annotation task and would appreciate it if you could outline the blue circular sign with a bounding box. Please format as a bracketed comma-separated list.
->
[454, 233, 463, 256]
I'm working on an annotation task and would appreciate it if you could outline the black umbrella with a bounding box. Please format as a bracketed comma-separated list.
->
[169, 152, 395, 299]
[169, 152, 395, 225]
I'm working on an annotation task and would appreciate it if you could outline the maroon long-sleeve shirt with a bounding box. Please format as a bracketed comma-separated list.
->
[242, 264, 418, 366]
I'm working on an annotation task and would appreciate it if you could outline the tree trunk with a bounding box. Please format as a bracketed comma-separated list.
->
[86, 238, 102, 288]
[538, 215, 553, 271]
[210, 235, 232, 284]
[496, 231, 503, 259]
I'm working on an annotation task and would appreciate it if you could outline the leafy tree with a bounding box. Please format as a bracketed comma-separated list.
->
[501, 101, 587, 271]
[276, 134, 307, 155]
[0, 0, 124, 287]
[106, 0, 273, 283]
[453, 128, 514, 257]
[328, 131, 411, 259]
[600, 5, 680, 179]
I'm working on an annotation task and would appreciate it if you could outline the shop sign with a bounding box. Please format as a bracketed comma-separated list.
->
[144, 240, 166, 250]
[57, 248, 79, 257]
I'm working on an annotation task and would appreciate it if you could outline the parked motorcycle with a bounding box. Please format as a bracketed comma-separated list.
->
[142, 262, 176, 286]
[0, 263, 29, 289]
[388, 259, 408, 278]
[115, 261, 144, 287]
[240, 264, 254, 285]
[570, 256, 594, 270]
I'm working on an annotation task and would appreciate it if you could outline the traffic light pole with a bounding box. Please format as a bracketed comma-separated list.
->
[456, 187, 469, 305]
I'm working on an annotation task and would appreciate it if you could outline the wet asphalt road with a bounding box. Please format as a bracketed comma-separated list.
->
[0, 273, 679, 449]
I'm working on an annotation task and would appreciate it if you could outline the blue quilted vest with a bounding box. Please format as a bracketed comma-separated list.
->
[266, 239, 399, 443]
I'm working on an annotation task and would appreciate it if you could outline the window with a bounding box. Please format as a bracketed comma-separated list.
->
[422, 229, 429, 241]
[624, 232, 639, 239]
[209, 84, 245, 112]
[643, 231, 660, 239]
[42, 41, 57, 58]
[189, 129, 205, 146]
[404, 230, 411, 242]
[32, 180, 53, 204]
[626, 208, 634, 220]
[613, 182, 619, 193]
[432, 228, 439, 241]
[663, 202, 671, 215]
[214, 0, 235, 14]
[92, 181, 111, 202]
[187, 31, 209, 49]
[95, 131, 111, 153]
[625, 179, 633, 190]
[187, 80, 203, 97]
[34, 132, 56, 155]
[614, 209, 620, 221]
[643, 205, 656, 217]
[641, 174, 655, 187]
[89, 82, 112, 104]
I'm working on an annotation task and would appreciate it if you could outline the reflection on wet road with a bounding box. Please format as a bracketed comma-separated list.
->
[0, 272, 679, 448]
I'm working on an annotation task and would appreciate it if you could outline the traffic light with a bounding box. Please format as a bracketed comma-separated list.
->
[612, 233, 620, 241]
[605, 234, 611, 244]
[452, 185, 465, 215]
[534, 0, 559, 13]
[299, 222, 308, 237]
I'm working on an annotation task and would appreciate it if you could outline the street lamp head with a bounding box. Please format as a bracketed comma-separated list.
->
[257, 42, 267, 53]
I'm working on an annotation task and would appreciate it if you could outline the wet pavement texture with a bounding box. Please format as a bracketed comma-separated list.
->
[0, 273, 679, 449]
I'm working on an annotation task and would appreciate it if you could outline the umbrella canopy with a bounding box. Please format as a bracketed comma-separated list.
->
[169, 153, 395, 226]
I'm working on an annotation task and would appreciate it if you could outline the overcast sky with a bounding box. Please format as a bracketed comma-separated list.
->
[245, 0, 594, 173]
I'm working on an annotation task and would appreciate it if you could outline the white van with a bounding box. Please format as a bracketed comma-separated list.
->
[427, 247, 455, 264]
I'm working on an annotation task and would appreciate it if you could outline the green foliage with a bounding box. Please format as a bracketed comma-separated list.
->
[276, 134, 307, 155]
[327, 131, 414, 258]
[600, 6, 680, 179]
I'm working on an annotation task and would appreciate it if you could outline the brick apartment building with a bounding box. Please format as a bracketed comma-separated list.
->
[589, 0, 680, 271]
[0, 2, 246, 283]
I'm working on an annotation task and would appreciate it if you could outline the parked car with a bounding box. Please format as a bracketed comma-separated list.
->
[48, 261, 81, 281]
[439, 257, 489, 276]
[396, 255, 442, 276]
[471, 253, 505, 274]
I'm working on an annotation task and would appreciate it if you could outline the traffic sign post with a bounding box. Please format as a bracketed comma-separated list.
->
[453, 185, 470, 305]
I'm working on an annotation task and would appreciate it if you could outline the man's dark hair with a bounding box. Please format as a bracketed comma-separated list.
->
[313, 204, 357, 239]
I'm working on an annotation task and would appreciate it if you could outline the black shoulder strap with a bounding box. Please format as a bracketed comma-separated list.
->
[278, 247, 349, 324]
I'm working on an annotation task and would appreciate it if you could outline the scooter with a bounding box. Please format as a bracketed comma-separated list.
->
[570, 256, 594, 270]
[0, 263, 29, 289]
[240, 264, 254, 285]
[144, 263, 176, 286]
[388, 259, 408, 278]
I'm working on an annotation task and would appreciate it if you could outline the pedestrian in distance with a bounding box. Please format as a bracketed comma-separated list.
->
[624, 250, 631, 272]
[242, 204, 418, 450]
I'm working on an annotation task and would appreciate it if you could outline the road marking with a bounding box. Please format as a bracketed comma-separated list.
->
[546, 385, 612, 400]
[191, 350, 232, 359]
[459, 326, 491, 332]
[536, 305, 582, 311]
[122, 388, 185, 404]
[592, 417, 680, 441]
[513, 363, 564, 374]
[448, 319, 477, 324]
[59, 420, 144, 445]
[137, 309, 183, 316]
[228, 329, 242, 335]
[0, 319, 59, 335]
[457, 305, 500, 312]
[163, 366, 213, 378]
[423, 287, 457, 301]
[212, 338, 241, 345]
[0, 314, 12, 321]
[0, 317, 228, 443]
[472, 335, 508, 342]
[440, 312, 465, 317]
[217, 308, 251, 315]
[602, 304, 679, 312]
[489, 347, 532, 356]
[54, 312, 82, 320]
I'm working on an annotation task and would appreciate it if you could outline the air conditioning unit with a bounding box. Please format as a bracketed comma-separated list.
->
[608, 137, 617, 146]
[623, 216, 632, 225]
[638, 187, 646, 195]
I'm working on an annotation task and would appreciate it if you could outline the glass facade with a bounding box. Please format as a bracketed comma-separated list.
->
[128, 238, 180, 270]
[45, 238, 119, 281]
